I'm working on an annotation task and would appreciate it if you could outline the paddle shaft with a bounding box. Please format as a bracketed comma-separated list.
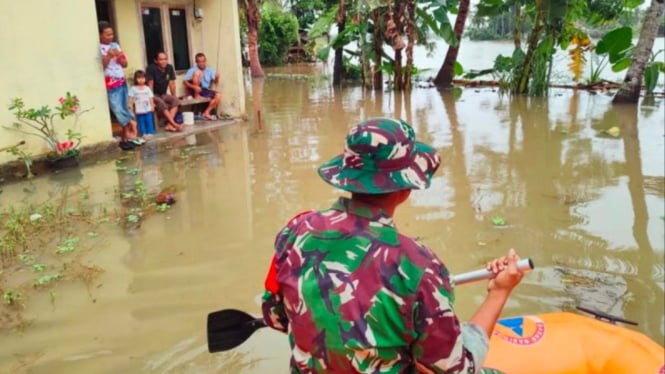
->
[452, 258, 533, 285]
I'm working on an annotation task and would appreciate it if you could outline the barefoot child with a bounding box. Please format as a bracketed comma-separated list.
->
[129, 70, 156, 139]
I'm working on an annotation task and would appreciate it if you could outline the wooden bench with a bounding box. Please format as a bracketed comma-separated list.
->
[178, 96, 211, 114]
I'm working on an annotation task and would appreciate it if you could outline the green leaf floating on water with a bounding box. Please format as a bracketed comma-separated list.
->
[492, 216, 506, 226]
[35, 273, 61, 286]
[32, 263, 45, 273]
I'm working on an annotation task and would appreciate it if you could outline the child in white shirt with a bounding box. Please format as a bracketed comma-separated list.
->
[128, 70, 156, 138]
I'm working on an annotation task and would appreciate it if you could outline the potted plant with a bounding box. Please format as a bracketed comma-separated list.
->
[4, 92, 91, 170]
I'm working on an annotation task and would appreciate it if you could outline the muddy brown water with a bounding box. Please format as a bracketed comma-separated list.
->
[1, 63, 664, 372]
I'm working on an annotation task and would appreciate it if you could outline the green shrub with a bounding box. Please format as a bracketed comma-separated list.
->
[259, 5, 299, 66]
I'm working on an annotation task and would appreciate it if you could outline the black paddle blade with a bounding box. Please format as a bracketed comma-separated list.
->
[206, 309, 267, 353]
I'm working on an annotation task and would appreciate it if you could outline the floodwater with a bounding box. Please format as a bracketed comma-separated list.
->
[412, 37, 665, 86]
[1, 43, 664, 373]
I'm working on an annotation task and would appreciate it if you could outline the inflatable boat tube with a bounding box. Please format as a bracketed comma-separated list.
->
[482, 312, 665, 374]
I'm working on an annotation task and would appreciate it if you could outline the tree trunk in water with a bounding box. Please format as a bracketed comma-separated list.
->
[513, 1, 521, 50]
[613, 0, 665, 104]
[359, 17, 372, 89]
[393, 1, 405, 90]
[394, 50, 403, 90]
[433, 0, 470, 88]
[404, 0, 416, 90]
[514, 9, 543, 94]
[246, 0, 264, 78]
[546, 30, 557, 87]
[372, 9, 383, 90]
[333, 0, 345, 86]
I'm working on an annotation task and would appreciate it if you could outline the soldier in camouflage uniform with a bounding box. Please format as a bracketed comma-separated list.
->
[262, 117, 524, 373]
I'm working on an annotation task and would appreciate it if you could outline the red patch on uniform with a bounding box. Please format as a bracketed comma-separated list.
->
[264, 210, 315, 294]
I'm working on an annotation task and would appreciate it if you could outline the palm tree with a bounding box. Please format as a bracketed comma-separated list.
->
[613, 0, 665, 103]
[242, 0, 265, 78]
[433, 0, 471, 88]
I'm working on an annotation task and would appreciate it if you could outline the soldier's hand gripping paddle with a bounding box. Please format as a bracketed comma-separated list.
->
[206, 258, 534, 353]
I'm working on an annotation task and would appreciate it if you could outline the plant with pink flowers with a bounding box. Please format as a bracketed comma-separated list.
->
[5, 92, 92, 159]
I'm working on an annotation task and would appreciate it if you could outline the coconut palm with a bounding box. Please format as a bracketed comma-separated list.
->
[613, 0, 665, 103]
[433, 0, 471, 88]
[239, 0, 265, 78]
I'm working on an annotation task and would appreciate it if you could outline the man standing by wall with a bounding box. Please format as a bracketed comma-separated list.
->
[146, 52, 182, 132]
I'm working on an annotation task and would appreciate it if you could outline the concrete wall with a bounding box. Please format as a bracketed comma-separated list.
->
[0, 0, 245, 165]
[0, 0, 112, 164]
[199, 0, 246, 117]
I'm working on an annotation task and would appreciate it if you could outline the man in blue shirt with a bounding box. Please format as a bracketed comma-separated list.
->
[184, 53, 222, 120]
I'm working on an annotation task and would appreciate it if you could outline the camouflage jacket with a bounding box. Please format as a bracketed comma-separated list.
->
[262, 197, 489, 373]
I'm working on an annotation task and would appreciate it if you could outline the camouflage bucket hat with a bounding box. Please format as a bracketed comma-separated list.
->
[318, 117, 441, 194]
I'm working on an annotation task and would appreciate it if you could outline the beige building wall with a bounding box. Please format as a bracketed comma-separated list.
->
[0, 0, 112, 164]
[0, 0, 244, 165]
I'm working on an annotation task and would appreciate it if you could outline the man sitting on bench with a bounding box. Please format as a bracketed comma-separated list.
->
[183, 53, 221, 120]
[146, 51, 183, 132]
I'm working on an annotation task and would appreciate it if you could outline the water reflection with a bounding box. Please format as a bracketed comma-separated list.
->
[1, 71, 663, 372]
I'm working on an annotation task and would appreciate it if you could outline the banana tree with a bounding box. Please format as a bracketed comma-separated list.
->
[308, 4, 346, 84]
[309, 0, 460, 90]
[335, 0, 347, 85]
[474, 0, 623, 96]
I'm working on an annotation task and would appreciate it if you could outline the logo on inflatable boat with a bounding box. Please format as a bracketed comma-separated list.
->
[494, 315, 545, 346]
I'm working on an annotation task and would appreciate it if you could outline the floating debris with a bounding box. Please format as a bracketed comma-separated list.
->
[492, 216, 506, 226]
[602, 126, 621, 138]
[156, 192, 176, 205]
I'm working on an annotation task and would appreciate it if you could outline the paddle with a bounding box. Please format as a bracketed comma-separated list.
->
[207, 258, 534, 353]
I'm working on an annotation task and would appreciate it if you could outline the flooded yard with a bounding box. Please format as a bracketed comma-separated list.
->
[1, 61, 664, 372]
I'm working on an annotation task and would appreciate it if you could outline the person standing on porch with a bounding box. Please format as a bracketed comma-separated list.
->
[146, 51, 183, 132]
[183, 53, 222, 120]
[98, 21, 143, 150]
[128, 70, 156, 138]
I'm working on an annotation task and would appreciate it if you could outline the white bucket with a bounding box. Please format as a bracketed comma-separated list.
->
[182, 111, 194, 126]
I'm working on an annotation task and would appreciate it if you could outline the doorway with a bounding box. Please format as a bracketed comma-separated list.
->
[95, 0, 118, 41]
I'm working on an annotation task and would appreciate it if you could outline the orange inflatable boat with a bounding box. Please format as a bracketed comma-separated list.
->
[482, 311, 665, 374]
